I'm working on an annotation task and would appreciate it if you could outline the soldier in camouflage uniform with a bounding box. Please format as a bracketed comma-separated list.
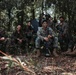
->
[56, 16, 72, 53]
[12, 25, 26, 51]
[35, 20, 59, 57]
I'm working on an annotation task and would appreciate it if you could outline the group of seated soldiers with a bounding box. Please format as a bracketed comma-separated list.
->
[0, 21, 34, 55]
[0, 16, 76, 57]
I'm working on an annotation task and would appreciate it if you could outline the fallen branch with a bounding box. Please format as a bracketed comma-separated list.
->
[0, 50, 36, 75]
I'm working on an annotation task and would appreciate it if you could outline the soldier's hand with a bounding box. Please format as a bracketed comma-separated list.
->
[60, 23, 62, 25]
[44, 37, 49, 41]
[0, 37, 5, 41]
[48, 35, 52, 39]
[19, 39, 22, 43]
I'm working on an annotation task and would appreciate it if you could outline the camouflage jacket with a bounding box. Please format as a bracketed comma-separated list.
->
[56, 22, 69, 37]
[37, 27, 55, 40]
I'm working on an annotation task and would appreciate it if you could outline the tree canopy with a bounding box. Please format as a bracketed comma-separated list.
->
[0, 0, 76, 32]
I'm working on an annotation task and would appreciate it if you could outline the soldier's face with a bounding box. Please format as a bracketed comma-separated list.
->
[42, 22, 48, 28]
[60, 18, 64, 22]
[17, 25, 21, 31]
[27, 22, 31, 26]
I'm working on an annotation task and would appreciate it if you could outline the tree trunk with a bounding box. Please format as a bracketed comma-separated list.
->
[32, 8, 35, 19]
[8, 9, 11, 31]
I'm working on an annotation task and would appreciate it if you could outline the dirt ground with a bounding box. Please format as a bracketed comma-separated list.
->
[0, 53, 76, 75]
